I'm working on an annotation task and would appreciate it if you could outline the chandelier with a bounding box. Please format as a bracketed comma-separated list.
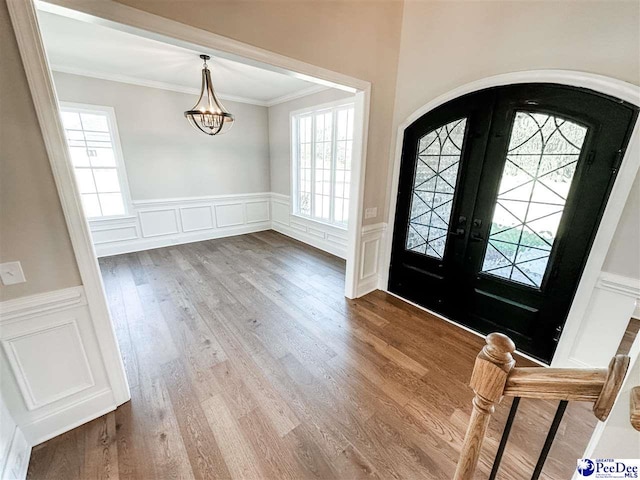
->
[184, 55, 234, 135]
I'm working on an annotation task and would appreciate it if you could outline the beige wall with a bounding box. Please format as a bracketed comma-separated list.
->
[114, 0, 404, 225]
[0, 1, 81, 301]
[53, 72, 271, 200]
[268, 88, 354, 196]
[392, 0, 640, 279]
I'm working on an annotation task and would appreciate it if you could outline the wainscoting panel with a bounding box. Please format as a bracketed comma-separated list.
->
[269, 194, 349, 259]
[246, 201, 270, 224]
[2, 320, 94, 411]
[357, 223, 387, 297]
[271, 198, 290, 225]
[564, 272, 640, 368]
[0, 287, 117, 446]
[139, 209, 180, 238]
[89, 193, 272, 257]
[179, 205, 215, 233]
[91, 225, 138, 245]
[215, 203, 245, 228]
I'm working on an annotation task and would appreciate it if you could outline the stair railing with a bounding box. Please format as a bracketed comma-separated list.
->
[454, 333, 630, 480]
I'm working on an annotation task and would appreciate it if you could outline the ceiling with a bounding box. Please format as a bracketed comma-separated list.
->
[37, 9, 326, 107]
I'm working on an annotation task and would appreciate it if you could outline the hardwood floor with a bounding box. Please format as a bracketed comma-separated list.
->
[27, 231, 598, 480]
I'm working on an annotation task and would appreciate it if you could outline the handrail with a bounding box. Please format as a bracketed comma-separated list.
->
[504, 367, 608, 401]
[453, 333, 630, 480]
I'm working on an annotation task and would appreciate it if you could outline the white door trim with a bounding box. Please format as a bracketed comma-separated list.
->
[381, 70, 640, 367]
[6, 0, 131, 406]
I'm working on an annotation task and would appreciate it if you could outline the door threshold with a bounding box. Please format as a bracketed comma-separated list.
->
[383, 289, 548, 367]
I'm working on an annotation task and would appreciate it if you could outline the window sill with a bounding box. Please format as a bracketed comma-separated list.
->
[291, 213, 348, 232]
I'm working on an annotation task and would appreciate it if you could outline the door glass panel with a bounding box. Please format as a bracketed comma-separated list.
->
[481, 112, 587, 288]
[406, 118, 467, 259]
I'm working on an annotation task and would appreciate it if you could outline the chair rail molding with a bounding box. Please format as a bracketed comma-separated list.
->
[380, 70, 640, 368]
[0, 287, 85, 323]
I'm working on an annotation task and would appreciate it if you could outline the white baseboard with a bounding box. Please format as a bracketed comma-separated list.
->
[357, 222, 387, 297]
[21, 388, 116, 446]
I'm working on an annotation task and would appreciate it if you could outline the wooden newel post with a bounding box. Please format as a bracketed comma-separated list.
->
[454, 333, 516, 480]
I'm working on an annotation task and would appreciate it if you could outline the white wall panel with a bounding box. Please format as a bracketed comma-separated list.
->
[88, 193, 272, 256]
[91, 225, 138, 245]
[272, 200, 290, 225]
[215, 203, 245, 228]
[307, 227, 325, 239]
[360, 238, 380, 280]
[0, 287, 117, 447]
[356, 224, 386, 296]
[564, 273, 640, 368]
[245, 201, 269, 224]
[180, 205, 214, 232]
[139, 209, 179, 238]
[269, 194, 350, 259]
[2, 321, 94, 410]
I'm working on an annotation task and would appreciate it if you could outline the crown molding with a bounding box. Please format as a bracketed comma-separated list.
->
[265, 85, 330, 107]
[51, 65, 331, 108]
[51, 64, 270, 106]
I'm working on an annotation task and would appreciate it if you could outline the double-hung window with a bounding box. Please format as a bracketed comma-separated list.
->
[59, 103, 130, 219]
[292, 102, 355, 226]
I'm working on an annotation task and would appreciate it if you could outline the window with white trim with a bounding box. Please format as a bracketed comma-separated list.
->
[292, 102, 355, 226]
[59, 104, 129, 219]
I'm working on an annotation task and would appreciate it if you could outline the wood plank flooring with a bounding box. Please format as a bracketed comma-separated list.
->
[27, 231, 599, 479]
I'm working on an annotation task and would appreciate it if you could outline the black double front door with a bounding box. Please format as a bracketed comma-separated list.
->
[389, 84, 637, 363]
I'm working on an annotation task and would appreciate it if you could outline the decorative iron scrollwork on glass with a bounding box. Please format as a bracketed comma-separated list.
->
[405, 118, 467, 259]
[481, 112, 587, 288]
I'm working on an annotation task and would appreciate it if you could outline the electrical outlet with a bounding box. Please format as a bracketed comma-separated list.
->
[364, 207, 378, 219]
[0, 261, 26, 286]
